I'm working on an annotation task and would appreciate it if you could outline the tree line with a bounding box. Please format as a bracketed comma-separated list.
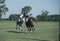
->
[2, 13, 59, 21]
[0, 0, 8, 20]
[0, 0, 59, 21]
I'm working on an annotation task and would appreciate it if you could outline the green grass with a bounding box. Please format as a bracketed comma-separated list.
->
[0, 21, 59, 41]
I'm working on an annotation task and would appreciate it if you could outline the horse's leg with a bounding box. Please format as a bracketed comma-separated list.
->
[27, 27, 31, 31]
[26, 27, 28, 31]
[29, 27, 31, 31]
[32, 27, 35, 32]
[16, 24, 19, 31]
[20, 25, 23, 31]
[27, 27, 30, 31]
[31, 26, 35, 33]
[19, 24, 23, 31]
[16, 22, 20, 31]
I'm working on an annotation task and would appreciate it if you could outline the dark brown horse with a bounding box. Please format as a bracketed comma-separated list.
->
[25, 17, 35, 33]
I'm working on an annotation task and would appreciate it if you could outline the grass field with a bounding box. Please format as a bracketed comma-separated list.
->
[0, 21, 59, 41]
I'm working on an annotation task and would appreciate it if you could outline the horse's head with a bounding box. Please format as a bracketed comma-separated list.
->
[28, 17, 33, 22]
[20, 14, 24, 19]
[19, 14, 25, 23]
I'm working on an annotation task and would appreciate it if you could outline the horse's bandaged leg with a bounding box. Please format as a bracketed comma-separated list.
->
[16, 25, 19, 31]
[20, 27, 22, 30]
[31, 27, 35, 33]
[16, 24, 19, 28]
[16, 21, 19, 29]
[19, 26, 23, 31]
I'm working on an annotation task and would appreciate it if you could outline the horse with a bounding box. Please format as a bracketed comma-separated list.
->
[25, 17, 35, 33]
[16, 14, 25, 31]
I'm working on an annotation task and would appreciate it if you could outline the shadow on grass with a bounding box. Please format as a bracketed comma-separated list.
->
[7, 31, 49, 41]
[17, 37, 49, 41]
[7, 31, 27, 34]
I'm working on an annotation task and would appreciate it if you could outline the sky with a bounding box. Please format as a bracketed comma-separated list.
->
[2, 0, 59, 18]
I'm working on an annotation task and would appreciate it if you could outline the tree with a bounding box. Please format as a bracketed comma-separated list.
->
[21, 6, 32, 22]
[9, 14, 19, 21]
[41, 10, 49, 21]
[32, 17, 37, 22]
[0, 0, 5, 3]
[36, 15, 41, 21]
[0, 0, 8, 20]
[21, 6, 32, 15]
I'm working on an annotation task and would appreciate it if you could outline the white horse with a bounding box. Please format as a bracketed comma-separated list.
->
[16, 14, 25, 31]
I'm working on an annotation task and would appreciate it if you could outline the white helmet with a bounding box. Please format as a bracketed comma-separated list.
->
[20, 14, 23, 18]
